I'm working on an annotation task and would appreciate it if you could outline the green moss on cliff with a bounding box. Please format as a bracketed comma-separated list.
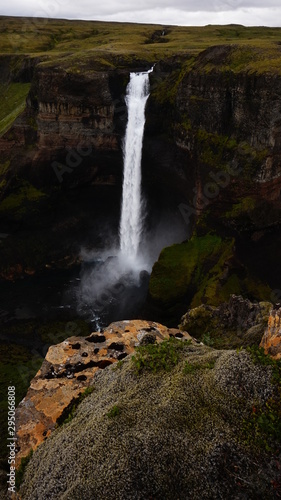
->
[194, 128, 268, 182]
[149, 234, 236, 310]
[196, 129, 237, 170]
[0, 83, 30, 136]
[225, 197, 257, 218]
[151, 59, 194, 106]
[0, 182, 46, 219]
[149, 233, 272, 321]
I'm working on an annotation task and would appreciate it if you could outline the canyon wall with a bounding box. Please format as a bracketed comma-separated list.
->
[0, 47, 281, 290]
[2, 47, 281, 214]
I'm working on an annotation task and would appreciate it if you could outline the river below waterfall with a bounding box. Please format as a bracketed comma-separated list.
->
[0, 257, 150, 337]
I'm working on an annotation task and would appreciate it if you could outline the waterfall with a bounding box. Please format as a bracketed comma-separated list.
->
[119, 68, 152, 261]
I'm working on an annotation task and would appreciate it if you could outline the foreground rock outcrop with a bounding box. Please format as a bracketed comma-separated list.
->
[18, 338, 281, 499]
[15, 320, 192, 467]
[260, 307, 281, 360]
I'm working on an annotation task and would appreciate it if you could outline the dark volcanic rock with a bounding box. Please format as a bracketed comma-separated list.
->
[180, 295, 272, 348]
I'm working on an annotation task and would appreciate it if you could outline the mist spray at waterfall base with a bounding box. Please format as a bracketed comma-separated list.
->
[75, 209, 187, 329]
[75, 249, 150, 330]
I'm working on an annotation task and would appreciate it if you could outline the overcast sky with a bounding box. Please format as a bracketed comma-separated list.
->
[1, 0, 281, 27]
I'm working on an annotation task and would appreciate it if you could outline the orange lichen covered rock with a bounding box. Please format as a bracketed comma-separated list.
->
[260, 307, 281, 360]
[15, 320, 191, 467]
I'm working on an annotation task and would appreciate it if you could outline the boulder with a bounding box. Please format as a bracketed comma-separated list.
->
[180, 295, 271, 348]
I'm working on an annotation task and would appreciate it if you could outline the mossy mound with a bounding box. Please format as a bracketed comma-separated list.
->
[18, 344, 280, 499]
[148, 234, 271, 325]
[149, 234, 232, 307]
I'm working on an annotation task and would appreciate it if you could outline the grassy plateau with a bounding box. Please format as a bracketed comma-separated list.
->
[1, 16, 281, 71]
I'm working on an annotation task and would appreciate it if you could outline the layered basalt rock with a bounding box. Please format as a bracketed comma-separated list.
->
[0, 63, 127, 189]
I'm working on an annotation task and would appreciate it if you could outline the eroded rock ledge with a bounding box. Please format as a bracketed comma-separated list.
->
[15, 320, 192, 467]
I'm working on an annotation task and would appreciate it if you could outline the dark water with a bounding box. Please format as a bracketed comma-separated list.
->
[0, 256, 150, 343]
[0, 195, 188, 351]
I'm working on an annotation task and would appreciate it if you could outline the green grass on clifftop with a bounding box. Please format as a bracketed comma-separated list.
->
[2, 17, 281, 74]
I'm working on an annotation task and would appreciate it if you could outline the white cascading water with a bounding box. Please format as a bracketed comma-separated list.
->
[119, 68, 152, 262]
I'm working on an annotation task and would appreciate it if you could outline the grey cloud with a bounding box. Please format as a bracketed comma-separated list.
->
[0, 0, 281, 26]
[68, 0, 281, 15]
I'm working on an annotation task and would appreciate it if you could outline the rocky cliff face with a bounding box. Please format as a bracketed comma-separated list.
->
[14, 300, 281, 473]
[0, 61, 128, 190]
[0, 59, 130, 279]
[146, 47, 281, 216]
[175, 61, 281, 221]
[2, 46, 281, 208]
[4, 46, 280, 209]
[144, 48, 281, 316]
